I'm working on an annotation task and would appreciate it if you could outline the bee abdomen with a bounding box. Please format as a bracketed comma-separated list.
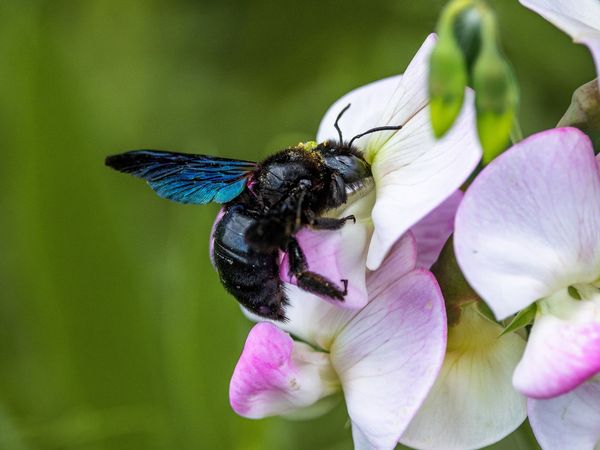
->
[212, 205, 288, 320]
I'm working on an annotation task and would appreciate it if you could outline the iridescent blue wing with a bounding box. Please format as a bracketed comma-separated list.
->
[105, 150, 256, 204]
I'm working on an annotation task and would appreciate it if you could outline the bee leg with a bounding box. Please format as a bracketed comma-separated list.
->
[286, 238, 346, 300]
[309, 215, 356, 230]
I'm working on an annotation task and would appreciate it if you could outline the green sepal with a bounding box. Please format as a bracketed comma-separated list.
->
[557, 79, 600, 152]
[476, 300, 498, 325]
[499, 303, 537, 337]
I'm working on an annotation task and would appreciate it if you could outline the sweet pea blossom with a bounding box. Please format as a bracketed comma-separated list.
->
[454, 127, 600, 449]
[230, 234, 448, 450]
[519, 0, 600, 86]
[228, 34, 486, 450]
[398, 197, 527, 450]
[277, 33, 481, 311]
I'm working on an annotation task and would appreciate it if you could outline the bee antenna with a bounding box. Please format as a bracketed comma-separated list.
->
[334, 103, 352, 144]
[348, 125, 403, 148]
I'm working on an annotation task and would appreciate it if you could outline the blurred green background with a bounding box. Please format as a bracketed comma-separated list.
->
[0, 0, 593, 449]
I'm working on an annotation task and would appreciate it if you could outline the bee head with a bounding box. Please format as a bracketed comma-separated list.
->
[318, 144, 371, 185]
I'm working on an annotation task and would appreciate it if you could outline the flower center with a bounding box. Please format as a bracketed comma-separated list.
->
[537, 285, 600, 323]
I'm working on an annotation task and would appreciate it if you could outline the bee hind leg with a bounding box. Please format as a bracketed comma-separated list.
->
[285, 237, 346, 300]
[309, 215, 356, 230]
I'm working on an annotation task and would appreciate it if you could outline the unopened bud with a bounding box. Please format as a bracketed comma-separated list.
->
[472, 14, 519, 163]
[429, 10, 469, 138]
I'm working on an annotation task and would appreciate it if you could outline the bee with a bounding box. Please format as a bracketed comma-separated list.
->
[105, 105, 401, 320]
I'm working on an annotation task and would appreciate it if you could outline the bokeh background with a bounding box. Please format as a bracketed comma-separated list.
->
[0, 0, 594, 449]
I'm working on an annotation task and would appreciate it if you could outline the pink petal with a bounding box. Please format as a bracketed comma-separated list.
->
[513, 297, 600, 398]
[332, 270, 447, 449]
[455, 128, 600, 319]
[279, 191, 375, 310]
[278, 232, 418, 351]
[529, 377, 600, 450]
[229, 322, 338, 418]
[410, 190, 463, 269]
[366, 231, 417, 297]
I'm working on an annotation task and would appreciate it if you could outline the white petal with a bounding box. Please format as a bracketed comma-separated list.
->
[401, 304, 527, 450]
[529, 376, 600, 450]
[332, 270, 447, 450]
[410, 190, 463, 269]
[455, 128, 600, 319]
[279, 190, 375, 310]
[519, 0, 600, 89]
[367, 91, 481, 270]
[513, 288, 600, 398]
[318, 34, 480, 271]
[229, 322, 338, 418]
[316, 34, 437, 153]
[519, 0, 600, 43]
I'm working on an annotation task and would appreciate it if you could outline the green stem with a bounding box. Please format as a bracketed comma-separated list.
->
[510, 119, 524, 144]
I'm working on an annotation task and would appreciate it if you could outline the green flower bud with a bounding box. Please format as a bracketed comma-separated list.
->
[429, 35, 468, 138]
[453, 6, 483, 71]
[472, 12, 519, 163]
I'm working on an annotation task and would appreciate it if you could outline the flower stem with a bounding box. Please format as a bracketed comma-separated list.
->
[510, 119, 523, 144]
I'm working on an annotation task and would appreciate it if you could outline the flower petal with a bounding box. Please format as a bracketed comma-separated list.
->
[400, 304, 527, 450]
[455, 128, 600, 319]
[331, 269, 447, 450]
[513, 289, 600, 398]
[520, 0, 600, 40]
[279, 190, 375, 309]
[366, 231, 417, 297]
[229, 322, 338, 418]
[529, 377, 600, 450]
[410, 190, 463, 269]
[367, 91, 481, 270]
[519, 0, 600, 89]
[317, 34, 481, 271]
[278, 231, 418, 351]
[316, 34, 436, 151]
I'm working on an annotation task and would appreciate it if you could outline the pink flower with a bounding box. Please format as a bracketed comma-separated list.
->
[228, 34, 489, 450]
[230, 234, 448, 450]
[277, 34, 481, 311]
[455, 127, 600, 449]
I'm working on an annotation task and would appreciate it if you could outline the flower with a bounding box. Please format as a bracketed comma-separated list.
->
[400, 301, 527, 450]
[454, 127, 600, 447]
[230, 233, 448, 450]
[519, 0, 600, 85]
[229, 34, 485, 450]
[278, 33, 482, 310]
[399, 194, 527, 450]
[528, 376, 600, 450]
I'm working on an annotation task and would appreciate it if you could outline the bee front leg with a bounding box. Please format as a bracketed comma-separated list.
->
[285, 237, 346, 301]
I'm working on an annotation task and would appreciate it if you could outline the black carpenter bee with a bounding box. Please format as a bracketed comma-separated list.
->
[105, 105, 401, 320]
